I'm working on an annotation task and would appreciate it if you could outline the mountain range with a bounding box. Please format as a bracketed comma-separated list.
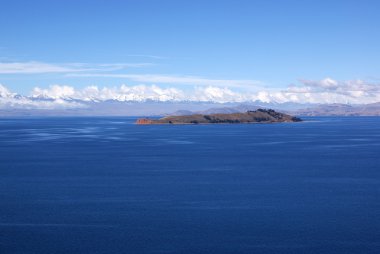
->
[168, 103, 380, 117]
[1, 85, 380, 116]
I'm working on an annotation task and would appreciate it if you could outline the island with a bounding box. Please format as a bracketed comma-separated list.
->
[136, 109, 302, 124]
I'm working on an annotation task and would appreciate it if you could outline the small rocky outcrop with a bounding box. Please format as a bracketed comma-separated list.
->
[136, 118, 155, 125]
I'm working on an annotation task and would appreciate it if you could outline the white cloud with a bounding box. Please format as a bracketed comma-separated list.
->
[0, 84, 85, 109]
[0, 95, 85, 110]
[68, 73, 263, 89]
[28, 84, 259, 103]
[31, 85, 75, 99]
[1, 78, 380, 110]
[0, 84, 15, 98]
[0, 61, 151, 74]
[281, 78, 380, 104]
[30, 84, 186, 102]
[0, 62, 73, 74]
[301, 78, 339, 90]
[191, 87, 248, 103]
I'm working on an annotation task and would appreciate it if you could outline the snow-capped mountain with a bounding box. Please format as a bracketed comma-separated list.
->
[1, 84, 380, 116]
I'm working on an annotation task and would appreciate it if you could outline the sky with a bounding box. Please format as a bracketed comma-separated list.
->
[1, 0, 380, 104]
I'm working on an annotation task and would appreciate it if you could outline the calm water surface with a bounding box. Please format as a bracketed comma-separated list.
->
[0, 117, 379, 254]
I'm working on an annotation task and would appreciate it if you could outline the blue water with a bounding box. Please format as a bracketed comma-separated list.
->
[0, 117, 380, 254]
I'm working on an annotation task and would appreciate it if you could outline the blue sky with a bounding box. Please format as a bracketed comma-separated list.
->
[0, 0, 380, 103]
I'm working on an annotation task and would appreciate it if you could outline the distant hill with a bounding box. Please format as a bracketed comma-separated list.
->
[294, 103, 380, 116]
[136, 109, 302, 124]
[168, 104, 261, 116]
[169, 103, 380, 117]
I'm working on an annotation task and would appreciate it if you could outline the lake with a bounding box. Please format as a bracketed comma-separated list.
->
[0, 117, 379, 253]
